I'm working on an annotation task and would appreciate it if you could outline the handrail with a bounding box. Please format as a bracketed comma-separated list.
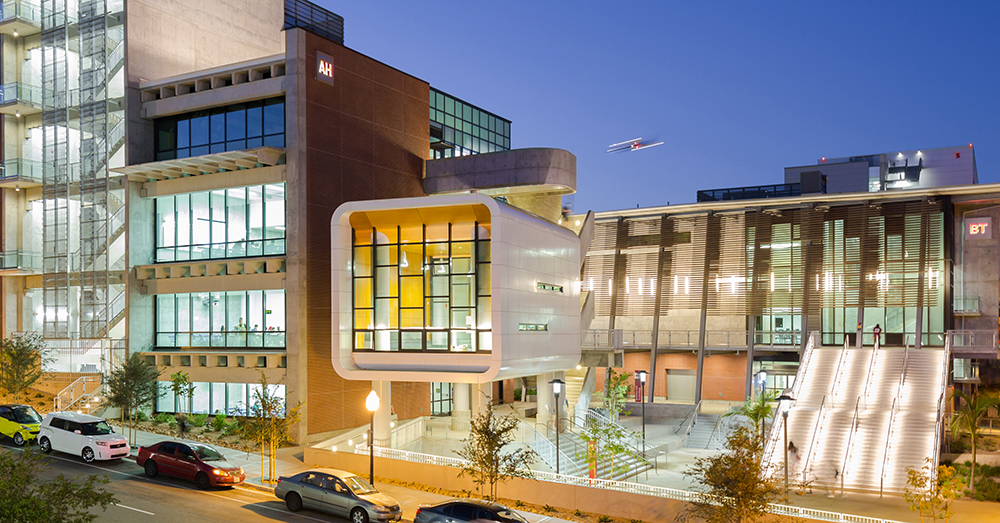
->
[800, 394, 829, 484]
[677, 400, 702, 439]
[582, 409, 650, 457]
[764, 332, 818, 469]
[931, 341, 952, 480]
[840, 396, 862, 494]
[54, 375, 103, 411]
[520, 420, 578, 476]
[829, 335, 851, 407]
[879, 397, 898, 496]
[860, 340, 880, 401]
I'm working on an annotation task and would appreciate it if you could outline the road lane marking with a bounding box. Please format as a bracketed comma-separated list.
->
[196, 489, 335, 522]
[115, 503, 155, 515]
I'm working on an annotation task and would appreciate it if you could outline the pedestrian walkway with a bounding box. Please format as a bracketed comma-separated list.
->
[110, 423, 575, 523]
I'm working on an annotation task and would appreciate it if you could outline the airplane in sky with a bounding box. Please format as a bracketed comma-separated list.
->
[606, 137, 664, 153]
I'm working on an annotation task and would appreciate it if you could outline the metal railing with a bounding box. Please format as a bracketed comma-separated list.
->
[947, 330, 998, 350]
[347, 444, 908, 523]
[953, 296, 980, 314]
[584, 328, 802, 351]
[839, 397, 862, 494]
[931, 340, 951, 481]
[0, 0, 41, 24]
[583, 409, 650, 456]
[0, 82, 42, 106]
[0, 250, 42, 271]
[520, 420, 579, 475]
[878, 343, 910, 494]
[0, 159, 44, 184]
[763, 332, 817, 470]
[55, 375, 103, 411]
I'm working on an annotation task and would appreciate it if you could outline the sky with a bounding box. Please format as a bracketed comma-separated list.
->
[319, 1, 1000, 213]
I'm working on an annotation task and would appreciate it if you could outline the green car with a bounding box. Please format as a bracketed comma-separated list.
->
[0, 404, 43, 446]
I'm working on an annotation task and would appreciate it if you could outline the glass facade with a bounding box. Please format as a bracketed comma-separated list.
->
[429, 88, 510, 158]
[157, 381, 285, 415]
[352, 222, 491, 352]
[156, 290, 286, 348]
[154, 97, 285, 161]
[155, 183, 285, 262]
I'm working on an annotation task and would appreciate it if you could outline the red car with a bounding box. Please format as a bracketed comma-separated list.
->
[137, 440, 245, 489]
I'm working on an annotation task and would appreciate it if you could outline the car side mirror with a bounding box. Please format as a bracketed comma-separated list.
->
[74, 430, 82, 434]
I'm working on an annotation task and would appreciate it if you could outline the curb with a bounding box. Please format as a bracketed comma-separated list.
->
[238, 481, 277, 495]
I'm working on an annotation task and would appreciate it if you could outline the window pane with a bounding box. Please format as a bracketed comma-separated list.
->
[227, 188, 247, 247]
[354, 247, 372, 277]
[376, 266, 398, 297]
[227, 106, 246, 140]
[191, 192, 210, 245]
[190, 115, 209, 146]
[427, 332, 448, 350]
[400, 309, 422, 329]
[400, 244, 422, 276]
[156, 197, 175, 248]
[157, 295, 175, 332]
[176, 294, 190, 331]
[355, 279, 372, 308]
[264, 290, 285, 331]
[248, 291, 264, 333]
[228, 292, 247, 332]
[226, 383, 246, 415]
[192, 293, 210, 332]
[210, 112, 225, 144]
[176, 194, 191, 248]
[451, 330, 475, 352]
[263, 101, 284, 136]
[177, 119, 190, 148]
[247, 105, 263, 137]
[248, 186, 264, 240]
[265, 184, 285, 240]
[400, 276, 422, 307]
[401, 331, 422, 350]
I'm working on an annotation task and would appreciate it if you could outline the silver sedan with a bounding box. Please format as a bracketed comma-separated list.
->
[275, 468, 402, 523]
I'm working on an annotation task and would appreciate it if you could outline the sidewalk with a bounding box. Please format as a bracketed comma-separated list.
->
[111, 424, 575, 523]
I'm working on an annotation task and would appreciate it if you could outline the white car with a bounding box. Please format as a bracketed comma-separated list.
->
[38, 411, 129, 463]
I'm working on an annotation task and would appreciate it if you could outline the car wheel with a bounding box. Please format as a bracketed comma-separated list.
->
[82, 447, 96, 463]
[39, 437, 51, 454]
[195, 472, 211, 490]
[144, 460, 158, 478]
[351, 507, 369, 523]
[13, 432, 25, 447]
[285, 492, 302, 512]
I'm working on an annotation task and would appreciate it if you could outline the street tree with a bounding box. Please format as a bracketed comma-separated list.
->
[905, 457, 963, 523]
[722, 389, 778, 445]
[949, 389, 1000, 493]
[0, 448, 118, 523]
[678, 425, 783, 523]
[169, 371, 195, 414]
[456, 399, 536, 501]
[103, 351, 161, 446]
[0, 332, 52, 403]
[238, 372, 302, 484]
[599, 368, 633, 420]
[576, 416, 644, 480]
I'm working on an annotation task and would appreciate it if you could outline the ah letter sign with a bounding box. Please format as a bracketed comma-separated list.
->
[316, 51, 334, 85]
[965, 217, 992, 239]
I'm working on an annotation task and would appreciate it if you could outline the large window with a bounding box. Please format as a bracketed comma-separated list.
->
[157, 381, 285, 415]
[155, 97, 285, 161]
[156, 290, 286, 348]
[429, 88, 510, 159]
[353, 222, 491, 352]
[156, 183, 285, 262]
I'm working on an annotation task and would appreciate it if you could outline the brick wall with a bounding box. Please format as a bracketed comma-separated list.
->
[592, 351, 747, 402]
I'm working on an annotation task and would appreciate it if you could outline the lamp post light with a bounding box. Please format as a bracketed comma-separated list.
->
[550, 378, 565, 475]
[778, 393, 795, 496]
[637, 370, 647, 458]
[365, 390, 380, 485]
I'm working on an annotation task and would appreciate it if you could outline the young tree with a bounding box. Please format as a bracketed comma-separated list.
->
[905, 458, 964, 523]
[0, 332, 52, 403]
[103, 352, 161, 446]
[576, 417, 645, 480]
[169, 371, 195, 414]
[238, 372, 302, 484]
[456, 399, 537, 501]
[678, 426, 783, 523]
[0, 448, 118, 523]
[949, 389, 1000, 493]
[600, 368, 633, 420]
[722, 389, 778, 445]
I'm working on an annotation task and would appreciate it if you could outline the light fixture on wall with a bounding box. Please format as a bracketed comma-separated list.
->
[15, 184, 19, 192]
[12, 30, 17, 37]
[15, 110, 20, 118]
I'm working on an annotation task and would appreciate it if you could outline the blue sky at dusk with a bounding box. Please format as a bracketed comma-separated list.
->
[320, 1, 1000, 213]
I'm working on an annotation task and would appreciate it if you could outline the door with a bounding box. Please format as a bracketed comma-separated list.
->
[156, 441, 180, 477]
[666, 369, 696, 403]
[174, 445, 200, 480]
[444, 503, 477, 523]
[321, 476, 352, 517]
[0, 407, 14, 438]
[63, 420, 83, 454]
[296, 472, 327, 510]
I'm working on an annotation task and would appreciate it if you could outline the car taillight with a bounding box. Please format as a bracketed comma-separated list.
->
[416, 508, 422, 517]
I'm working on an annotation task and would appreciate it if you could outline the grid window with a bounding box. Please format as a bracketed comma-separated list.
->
[155, 97, 285, 161]
[353, 222, 491, 352]
[155, 290, 286, 349]
[429, 88, 510, 159]
[155, 183, 285, 262]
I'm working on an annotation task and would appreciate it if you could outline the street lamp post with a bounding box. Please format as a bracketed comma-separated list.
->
[550, 378, 564, 475]
[365, 390, 380, 485]
[778, 393, 795, 496]
[637, 370, 647, 458]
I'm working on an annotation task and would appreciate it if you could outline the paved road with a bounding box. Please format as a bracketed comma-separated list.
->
[2, 442, 347, 522]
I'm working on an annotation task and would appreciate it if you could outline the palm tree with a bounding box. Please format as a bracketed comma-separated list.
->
[950, 389, 1000, 492]
[723, 389, 778, 444]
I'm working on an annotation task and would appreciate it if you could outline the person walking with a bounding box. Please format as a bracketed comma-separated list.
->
[873, 323, 882, 348]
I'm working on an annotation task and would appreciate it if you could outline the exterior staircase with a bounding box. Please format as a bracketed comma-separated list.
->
[686, 413, 725, 450]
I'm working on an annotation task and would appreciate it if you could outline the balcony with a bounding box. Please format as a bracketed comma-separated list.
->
[0, 82, 42, 116]
[948, 330, 998, 359]
[0, 159, 43, 189]
[0, 1, 41, 37]
[954, 296, 980, 317]
[0, 250, 42, 274]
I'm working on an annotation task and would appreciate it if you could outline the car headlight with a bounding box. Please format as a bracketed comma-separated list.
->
[212, 469, 226, 476]
[96, 441, 110, 447]
[374, 506, 391, 512]
[238, 467, 244, 475]
[19, 425, 28, 430]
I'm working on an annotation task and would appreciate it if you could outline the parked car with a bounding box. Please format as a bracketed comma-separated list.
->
[414, 499, 528, 523]
[275, 468, 402, 523]
[0, 404, 43, 446]
[37, 411, 129, 462]
[137, 440, 245, 489]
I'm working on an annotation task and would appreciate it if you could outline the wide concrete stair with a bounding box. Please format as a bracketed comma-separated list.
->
[686, 413, 725, 450]
[554, 424, 653, 481]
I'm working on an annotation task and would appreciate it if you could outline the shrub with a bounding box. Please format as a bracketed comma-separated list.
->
[527, 388, 537, 396]
[598, 515, 612, 523]
[514, 500, 524, 508]
[155, 412, 175, 425]
[574, 509, 582, 516]
[132, 411, 148, 422]
[35, 392, 44, 398]
[513, 389, 522, 401]
[543, 504, 555, 513]
[222, 417, 242, 436]
[189, 413, 209, 427]
[212, 412, 227, 432]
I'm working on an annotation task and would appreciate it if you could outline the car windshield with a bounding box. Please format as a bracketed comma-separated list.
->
[79, 421, 113, 435]
[343, 475, 376, 495]
[13, 406, 41, 424]
[194, 446, 224, 461]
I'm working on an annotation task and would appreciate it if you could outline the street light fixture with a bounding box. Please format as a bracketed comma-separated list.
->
[365, 390, 380, 485]
[637, 370, 647, 459]
[550, 378, 565, 475]
[777, 393, 795, 496]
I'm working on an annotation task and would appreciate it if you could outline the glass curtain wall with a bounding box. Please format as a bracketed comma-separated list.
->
[353, 221, 491, 352]
[155, 183, 285, 262]
[155, 97, 285, 160]
[157, 381, 285, 415]
[429, 88, 510, 158]
[156, 290, 286, 348]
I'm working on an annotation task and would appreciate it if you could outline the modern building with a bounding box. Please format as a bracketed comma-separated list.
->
[1, 0, 577, 443]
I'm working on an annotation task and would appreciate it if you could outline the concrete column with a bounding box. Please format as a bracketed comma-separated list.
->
[371, 380, 392, 446]
[452, 382, 471, 430]
[536, 373, 554, 431]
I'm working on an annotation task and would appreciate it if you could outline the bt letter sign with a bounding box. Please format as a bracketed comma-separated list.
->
[316, 51, 334, 86]
[965, 217, 992, 240]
